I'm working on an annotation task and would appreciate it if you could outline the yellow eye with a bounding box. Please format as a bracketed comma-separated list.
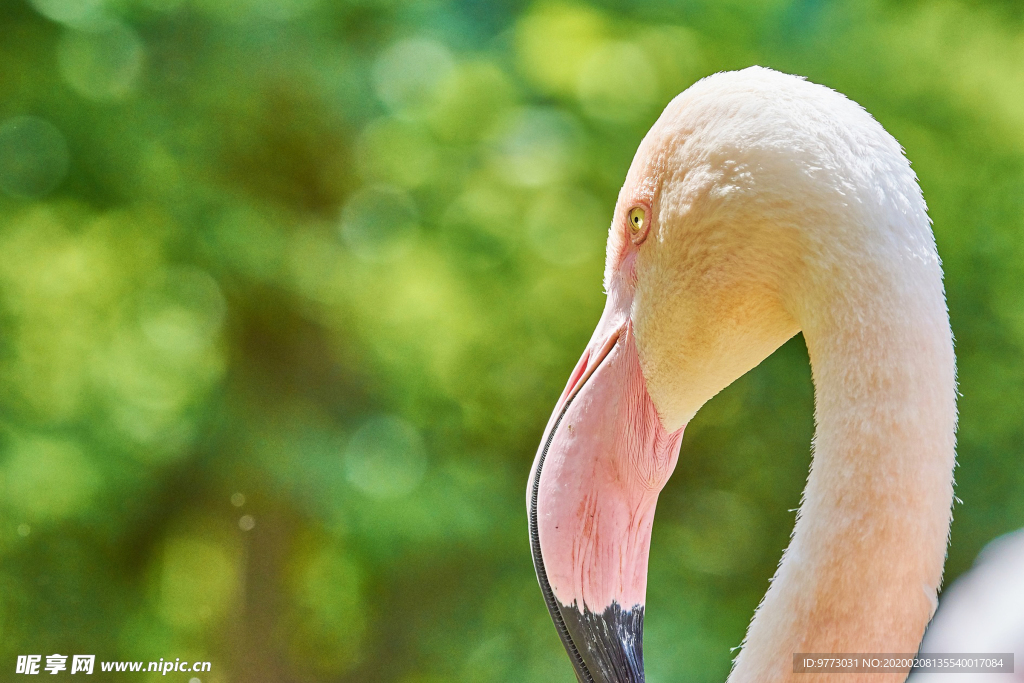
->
[628, 206, 646, 234]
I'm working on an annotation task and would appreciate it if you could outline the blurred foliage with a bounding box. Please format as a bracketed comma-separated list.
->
[0, 0, 1022, 681]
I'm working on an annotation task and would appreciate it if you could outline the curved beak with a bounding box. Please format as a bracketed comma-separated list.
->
[527, 290, 685, 683]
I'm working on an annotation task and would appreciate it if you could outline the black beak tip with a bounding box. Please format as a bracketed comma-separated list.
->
[558, 601, 645, 683]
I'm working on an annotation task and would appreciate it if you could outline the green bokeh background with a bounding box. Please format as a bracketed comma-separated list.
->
[0, 0, 1022, 681]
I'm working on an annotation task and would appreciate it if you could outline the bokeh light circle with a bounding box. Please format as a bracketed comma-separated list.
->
[340, 185, 419, 263]
[577, 42, 658, 123]
[29, 0, 105, 25]
[489, 108, 581, 187]
[527, 186, 605, 266]
[3, 434, 99, 522]
[372, 37, 455, 116]
[344, 415, 427, 499]
[57, 20, 145, 101]
[138, 266, 227, 357]
[0, 116, 70, 199]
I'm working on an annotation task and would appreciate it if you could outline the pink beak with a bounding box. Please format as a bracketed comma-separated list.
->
[527, 284, 685, 683]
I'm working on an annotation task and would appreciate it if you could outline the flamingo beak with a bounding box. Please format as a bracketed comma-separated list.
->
[527, 307, 685, 683]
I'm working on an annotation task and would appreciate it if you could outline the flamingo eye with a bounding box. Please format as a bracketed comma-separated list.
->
[628, 206, 646, 235]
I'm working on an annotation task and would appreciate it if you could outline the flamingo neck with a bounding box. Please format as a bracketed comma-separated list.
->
[729, 254, 957, 682]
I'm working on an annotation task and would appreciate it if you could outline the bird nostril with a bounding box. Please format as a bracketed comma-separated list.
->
[563, 325, 624, 406]
[560, 349, 591, 406]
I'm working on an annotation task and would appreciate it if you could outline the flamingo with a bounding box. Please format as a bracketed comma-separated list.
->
[527, 67, 956, 683]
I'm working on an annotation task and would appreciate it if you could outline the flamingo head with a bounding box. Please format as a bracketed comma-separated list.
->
[524, 66, 892, 682]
